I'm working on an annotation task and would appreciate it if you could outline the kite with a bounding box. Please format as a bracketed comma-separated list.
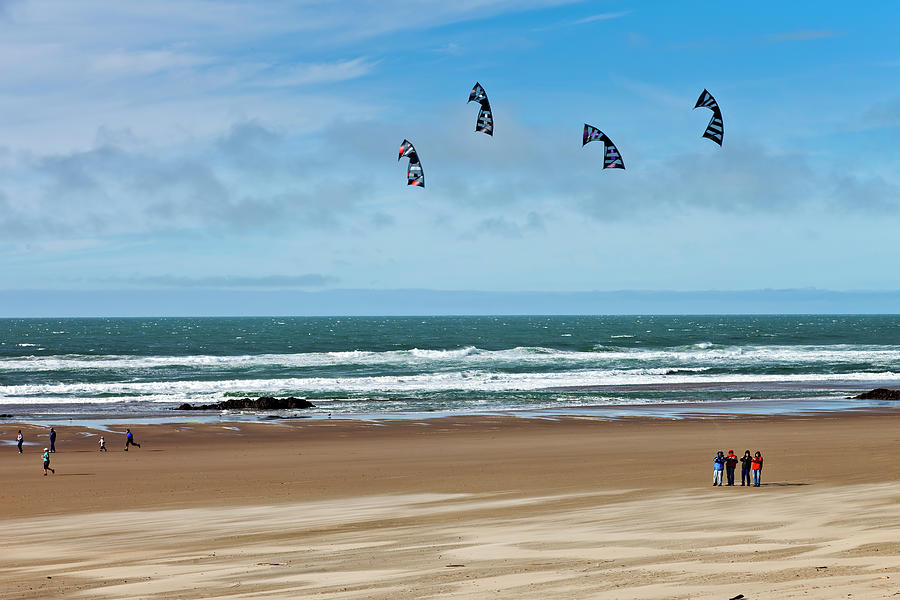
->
[467, 82, 494, 136]
[582, 124, 625, 169]
[398, 139, 424, 187]
[693, 89, 724, 146]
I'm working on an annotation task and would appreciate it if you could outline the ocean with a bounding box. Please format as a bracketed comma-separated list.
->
[1, 315, 899, 423]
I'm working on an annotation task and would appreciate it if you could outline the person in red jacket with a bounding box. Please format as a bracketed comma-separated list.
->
[751, 451, 764, 487]
[724, 450, 739, 486]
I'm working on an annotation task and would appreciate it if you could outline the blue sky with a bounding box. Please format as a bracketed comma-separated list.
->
[1, 1, 899, 312]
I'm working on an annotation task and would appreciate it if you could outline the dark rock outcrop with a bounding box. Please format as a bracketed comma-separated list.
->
[176, 396, 316, 411]
[852, 388, 900, 401]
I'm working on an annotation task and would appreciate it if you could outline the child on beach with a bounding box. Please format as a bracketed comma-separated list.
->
[724, 450, 738, 486]
[751, 451, 764, 486]
[17, 430, 23, 454]
[712, 451, 725, 486]
[740, 450, 752, 486]
[99, 436, 107, 451]
[124, 429, 141, 451]
[42, 447, 54, 476]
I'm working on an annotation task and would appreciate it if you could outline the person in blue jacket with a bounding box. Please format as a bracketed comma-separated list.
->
[712, 451, 725, 486]
[124, 429, 141, 451]
[49, 427, 56, 453]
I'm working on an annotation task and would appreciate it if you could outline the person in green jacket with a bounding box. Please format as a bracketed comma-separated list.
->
[42, 447, 55, 476]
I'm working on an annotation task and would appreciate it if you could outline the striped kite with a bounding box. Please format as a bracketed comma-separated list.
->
[398, 139, 424, 187]
[468, 82, 494, 136]
[582, 125, 625, 170]
[694, 89, 724, 146]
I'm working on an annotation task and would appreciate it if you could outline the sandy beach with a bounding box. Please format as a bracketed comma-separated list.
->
[2, 412, 900, 599]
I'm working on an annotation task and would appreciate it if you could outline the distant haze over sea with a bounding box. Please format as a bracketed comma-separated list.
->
[1, 289, 899, 318]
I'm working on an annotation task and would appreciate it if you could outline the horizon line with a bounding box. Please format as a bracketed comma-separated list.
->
[2, 288, 900, 318]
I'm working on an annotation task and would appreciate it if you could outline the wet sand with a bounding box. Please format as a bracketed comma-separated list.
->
[2, 412, 900, 599]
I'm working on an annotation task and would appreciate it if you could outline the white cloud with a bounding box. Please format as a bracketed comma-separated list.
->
[1, 1, 582, 48]
[259, 57, 380, 87]
[91, 49, 213, 76]
[572, 11, 630, 25]
[0, 0, 576, 153]
[3, 103, 897, 249]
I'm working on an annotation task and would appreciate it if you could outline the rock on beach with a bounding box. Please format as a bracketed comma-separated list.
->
[176, 396, 316, 411]
[852, 388, 900, 400]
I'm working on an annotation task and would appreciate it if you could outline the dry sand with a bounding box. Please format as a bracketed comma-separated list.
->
[1, 412, 900, 599]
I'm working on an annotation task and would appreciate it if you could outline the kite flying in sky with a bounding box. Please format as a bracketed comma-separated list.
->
[391, 87, 728, 185]
[468, 82, 494, 136]
[694, 89, 724, 146]
[582, 125, 625, 170]
[398, 139, 424, 187]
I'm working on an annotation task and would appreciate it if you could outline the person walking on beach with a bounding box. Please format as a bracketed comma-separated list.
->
[99, 436, 107, 452]
[49, 427, 56, 453]
[724, 450, 738, 486]
[124, 429, 141, 451]
[740, 450, 752, 486]
[712, 451, 725, 486]
[751, 451, 764, 487]
[16, 430, 23, 454]
[42, 447, 54, 476]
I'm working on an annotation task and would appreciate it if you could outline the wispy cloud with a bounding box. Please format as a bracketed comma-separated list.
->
[433, 42, 463, 56]
[91, 49, 213, 76]
[766, 30, 843, 42]
[532, 9, 629, 31]
[259, 57, 379, 87]
[572, 11, 630, 25]
[0, 1, 573, 152]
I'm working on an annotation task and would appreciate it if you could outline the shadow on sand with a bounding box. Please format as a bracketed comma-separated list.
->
[761, 482, 809, 487]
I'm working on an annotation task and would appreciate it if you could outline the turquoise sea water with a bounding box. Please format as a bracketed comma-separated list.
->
[1, 315, 899, 421]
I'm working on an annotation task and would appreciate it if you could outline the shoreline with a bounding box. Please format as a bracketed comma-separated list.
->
[2, 392, 899, 429]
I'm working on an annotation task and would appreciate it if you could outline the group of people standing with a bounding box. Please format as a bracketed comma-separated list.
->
[713, 450, 764, 487]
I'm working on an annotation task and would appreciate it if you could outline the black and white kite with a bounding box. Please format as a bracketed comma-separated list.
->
[398, 139, 424, 187]
[582, 124, 625, 170]
[693, 89, 724, 146]
[468, 82, 494, 136]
